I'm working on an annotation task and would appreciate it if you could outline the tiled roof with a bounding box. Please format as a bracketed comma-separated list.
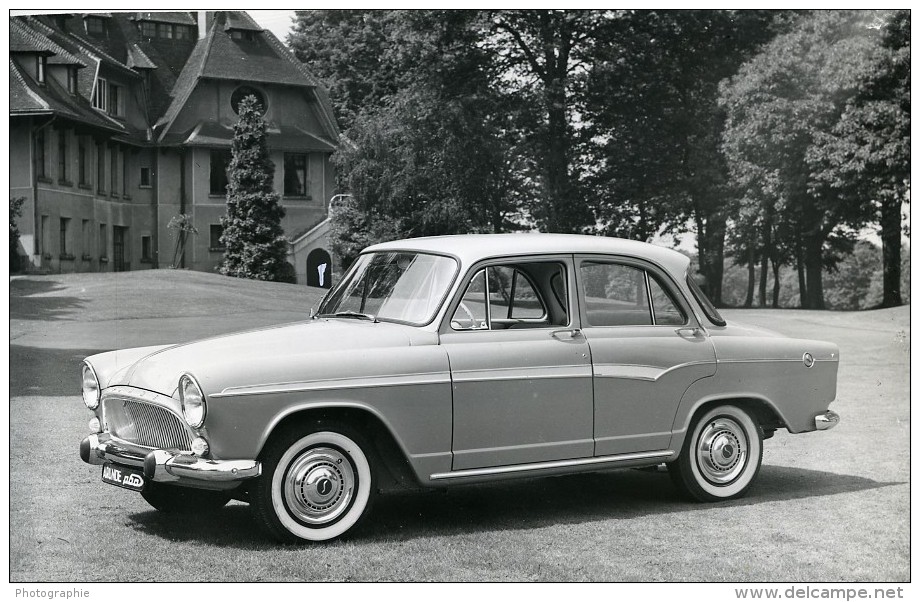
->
[132, 12, 196, 26]
[199, 13, 315, 87]
[9, 59, 50, 112]
[224, 12, 262, 31]
[127, 44, 157, 69]
[167, 121, 337, 151]
[9, 57, 124, 132]
[10, 18, 85, 67]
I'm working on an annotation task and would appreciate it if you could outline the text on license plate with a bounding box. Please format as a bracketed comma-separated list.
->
[101, 463, 145, 491]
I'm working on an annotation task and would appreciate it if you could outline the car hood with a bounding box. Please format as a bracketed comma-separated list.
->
[91, 319, 437, 397]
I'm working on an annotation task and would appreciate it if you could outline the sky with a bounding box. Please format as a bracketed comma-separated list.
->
[249, 10, 297, 44]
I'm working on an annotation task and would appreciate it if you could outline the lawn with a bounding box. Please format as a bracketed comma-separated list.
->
[8, 270, 910, 581]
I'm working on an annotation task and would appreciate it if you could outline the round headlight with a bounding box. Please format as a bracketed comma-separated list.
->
[81, 362, 100, 410]
[179, 373, 207, 428]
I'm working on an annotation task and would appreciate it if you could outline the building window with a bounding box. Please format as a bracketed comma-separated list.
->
[140, 21, 156, 37]
[67, 67, 78, 94]
[139, 166, 151, 187]
[110, 145, 118, 195]
[58, 129, 68, 183]
[230, 29, 256, 42]
[81, 220, 91, 259]
[78, 137, 89, 186]
[35, 130, 47, 179]
[99, 223, 107, 258]
[141, 236, 152, 262]
[122, 151, 129, 196]
[92, 78, 108, 112]
[230, 85, 267, 115]
[60, 218, 71, 257]
[85, 17, 105, 35]
[175, 25, 191, 39]
[109, 84, 123, 116]
[209, 150, 231, 195]
[41, 216, 49, 256]
[96, 143, 105, 194]
[284, 153, 308, 197]
[209, 225, 225, 251]
[36, 55, 46, 84]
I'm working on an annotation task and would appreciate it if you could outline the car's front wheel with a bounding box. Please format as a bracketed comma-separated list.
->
[669, 404, 763, 501]
[140, 482, 232, 513]
[251, 424, 376, 543]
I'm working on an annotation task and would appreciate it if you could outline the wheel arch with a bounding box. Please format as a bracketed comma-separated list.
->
[257, 403, 422, 491]
[670, 394, 785, 452]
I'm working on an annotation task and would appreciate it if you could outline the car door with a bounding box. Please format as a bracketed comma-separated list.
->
[440, 257, 594, 470]
[575, 255, 717, 456]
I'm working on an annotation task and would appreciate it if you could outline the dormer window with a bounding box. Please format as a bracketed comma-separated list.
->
[67, 67, 78, 94]
[85, 17, 105, 36]
[230, 30, 256, 41]
[92, 78, 108, 111]
[36, 55, 46, 84]
[139, 21, 156, 37]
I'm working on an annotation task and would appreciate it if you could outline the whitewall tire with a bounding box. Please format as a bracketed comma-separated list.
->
[252, 425, 376, 543]
[669, 404, 763, 502]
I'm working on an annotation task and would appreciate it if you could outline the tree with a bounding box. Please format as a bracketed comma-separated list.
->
[166, 213, 198, 269]
[10, 196, 25, 272]
[807, 10, 909, 307]
[585, 10, 786, 306]
[219, 96, 289, 281]
[721, 11, 884, 309]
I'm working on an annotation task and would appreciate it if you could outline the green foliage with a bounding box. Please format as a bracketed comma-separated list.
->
[720, 11, 893, 308]
[219, 96, 290, 282]
[10, 196, 25, 271]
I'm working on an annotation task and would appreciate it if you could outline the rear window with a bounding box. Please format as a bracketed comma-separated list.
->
[687, 275, 726, 326]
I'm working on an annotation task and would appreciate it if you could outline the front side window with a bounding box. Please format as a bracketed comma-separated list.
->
[318, 252, 458, 325]
[450, 262, 566, 331]
[283, 153, 308, 197]
[209, 150, 231, 195]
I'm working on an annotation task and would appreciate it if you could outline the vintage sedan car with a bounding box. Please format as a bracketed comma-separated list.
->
[79, 234, 840, 542]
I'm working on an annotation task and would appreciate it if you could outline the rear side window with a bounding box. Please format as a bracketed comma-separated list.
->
[579, 261, 688, 327]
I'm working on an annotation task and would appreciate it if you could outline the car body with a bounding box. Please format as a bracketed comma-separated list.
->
[79, 233, 840, 542]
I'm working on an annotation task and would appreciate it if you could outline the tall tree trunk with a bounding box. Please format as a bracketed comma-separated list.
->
[803, 234, 825, 310]
[795, 244, 807, 309]
[744, 246, 755, 308]
[542, 76, 575, 233]
[703, 216, 726, 307]
[879, 196, 902, 307]
[759, 220, 771, 307]
[771, 257, 781, 308]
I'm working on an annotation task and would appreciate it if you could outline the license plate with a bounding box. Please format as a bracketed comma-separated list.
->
[101, 463, 145, 491]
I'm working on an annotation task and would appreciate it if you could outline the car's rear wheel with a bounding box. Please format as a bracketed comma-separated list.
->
[141, 482, 232, 513]
[251, 423, 376, 543]
[669, 404, 763, 502]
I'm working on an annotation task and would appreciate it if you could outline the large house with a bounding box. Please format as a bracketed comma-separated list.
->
[9, 11, 339, 287]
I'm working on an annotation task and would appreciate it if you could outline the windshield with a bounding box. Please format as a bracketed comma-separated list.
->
[317, 251, 458, 325]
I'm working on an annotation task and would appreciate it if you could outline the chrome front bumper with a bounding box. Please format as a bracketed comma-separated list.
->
[814, 410, 840, 431]
[80, 433, 261, 484]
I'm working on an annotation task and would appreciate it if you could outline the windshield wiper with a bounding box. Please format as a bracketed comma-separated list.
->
[315, 311, 378, 322]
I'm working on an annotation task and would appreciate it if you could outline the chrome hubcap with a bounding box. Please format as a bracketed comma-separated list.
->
[696, 418, 748, 485]
[283, 447, 355, 525]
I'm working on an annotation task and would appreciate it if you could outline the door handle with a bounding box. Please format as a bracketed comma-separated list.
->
[552, 328, 582, 340]
[675, 327, 703, 339]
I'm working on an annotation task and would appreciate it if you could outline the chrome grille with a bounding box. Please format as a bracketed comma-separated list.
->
[103, 396, 192, 451]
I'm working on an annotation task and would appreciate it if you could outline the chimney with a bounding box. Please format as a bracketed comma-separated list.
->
[197, 11, 210, 39]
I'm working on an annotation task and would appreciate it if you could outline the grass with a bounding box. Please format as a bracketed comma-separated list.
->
[7, 270, 910, 582]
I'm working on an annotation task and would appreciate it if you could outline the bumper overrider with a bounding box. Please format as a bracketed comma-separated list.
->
[80, 433, 260, 485]
[814, 410, 840, 431]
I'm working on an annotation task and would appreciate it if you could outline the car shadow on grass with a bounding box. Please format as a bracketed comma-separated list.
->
[10, 278, 85, 321]
[124, 464, 903, 547]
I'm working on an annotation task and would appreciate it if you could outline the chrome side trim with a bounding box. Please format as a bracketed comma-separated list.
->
[450, 364, 592, 383]
[815, 410, 840, 431]
[593, 360, 714, 382]
[213, 371, 451, 398]
[717, 358, 837, 364]
[430, 450, 674, 481]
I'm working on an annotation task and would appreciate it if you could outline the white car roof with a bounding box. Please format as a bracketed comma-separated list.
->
[366, 233, 691, 277]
